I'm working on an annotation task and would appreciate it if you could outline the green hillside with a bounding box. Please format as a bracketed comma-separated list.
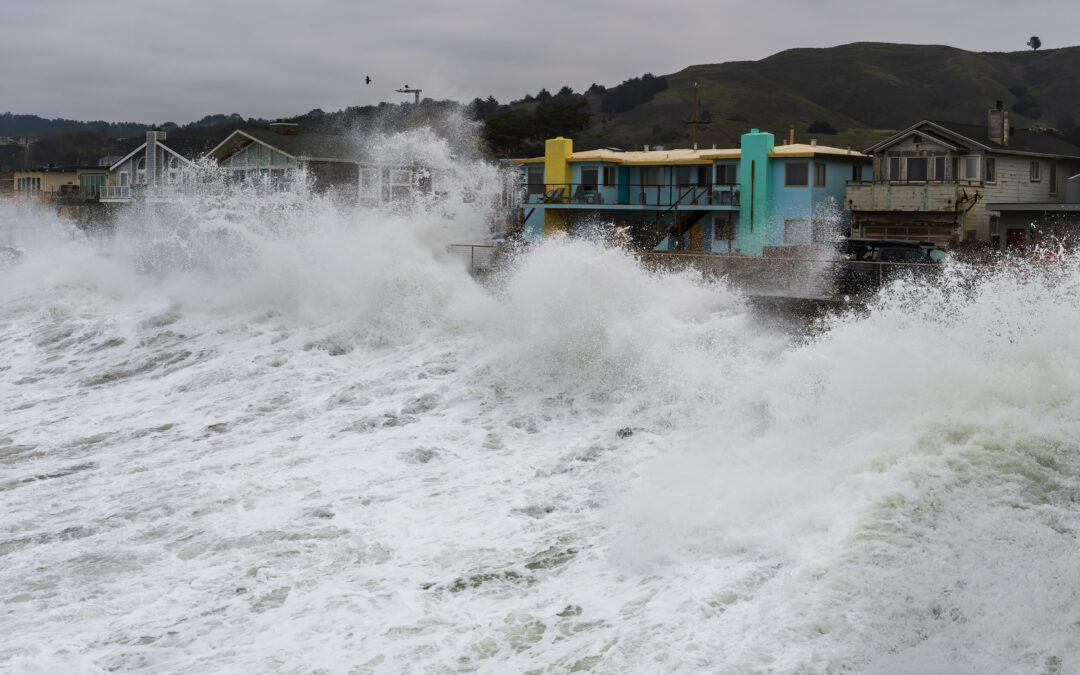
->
[570, 42, 1080, 152]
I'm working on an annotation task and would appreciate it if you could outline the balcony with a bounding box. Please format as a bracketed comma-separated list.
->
[846, 181, 967, 213]
[524, 182, 740, 208]
[99, 185, 132, 201]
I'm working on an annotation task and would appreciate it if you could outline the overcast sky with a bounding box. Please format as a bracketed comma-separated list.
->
[1, 0, 1074, 125]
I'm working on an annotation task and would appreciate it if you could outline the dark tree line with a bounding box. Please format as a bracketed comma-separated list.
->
[600, 74, 669, 114]
[482, 96, 592, 157]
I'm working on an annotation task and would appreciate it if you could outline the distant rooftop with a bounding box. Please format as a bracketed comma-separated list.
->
[516, 141, 866, 165]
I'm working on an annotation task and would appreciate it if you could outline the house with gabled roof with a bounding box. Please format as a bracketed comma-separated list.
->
[204, 122, 431, 208]
[100, 130, 195, 203]
[845, 104, 1080, 248]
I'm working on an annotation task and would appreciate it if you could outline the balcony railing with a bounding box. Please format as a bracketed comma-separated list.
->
[525, 182, 740, 208]
[100, 185, 132, 200]
[845, 181, 965, 213]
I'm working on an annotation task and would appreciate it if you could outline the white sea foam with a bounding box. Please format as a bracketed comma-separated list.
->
[2, 127, 1080, 673]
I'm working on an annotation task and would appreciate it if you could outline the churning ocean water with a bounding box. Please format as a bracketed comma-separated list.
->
[3, 129, 1080, 674]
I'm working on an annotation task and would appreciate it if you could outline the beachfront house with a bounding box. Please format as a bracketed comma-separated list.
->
[204, 122, 435, 208]
[845, 104, 1080, 248]
[515, 131, 870, 256]
[99, 130, 195, 205]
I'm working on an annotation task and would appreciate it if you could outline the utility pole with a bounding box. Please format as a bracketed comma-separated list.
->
[683, 82, 708, 148]
[396, 85, 422, 105]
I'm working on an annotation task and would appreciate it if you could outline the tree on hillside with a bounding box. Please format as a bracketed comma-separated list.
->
[533, 96, 591, 139]
[483, 110, 534, 156]
[807, 120, 837, 134]
[535, 88, 553, 103]
[600, 74, 669, 114]
[586, 83, 606, 95]
[555, 86, 574, 99]
[1028, 36, 1041, 50]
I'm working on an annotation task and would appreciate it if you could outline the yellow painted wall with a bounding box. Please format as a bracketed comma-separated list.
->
[543, 137, 573, 237]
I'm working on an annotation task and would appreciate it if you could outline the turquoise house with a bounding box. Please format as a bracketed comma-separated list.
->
[516, 131, 869, 256]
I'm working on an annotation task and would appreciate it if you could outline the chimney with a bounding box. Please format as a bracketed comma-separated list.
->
[811, 139, 818, 147]
[789, 125, 795, 145]
[269, 121, 299, 135]
[988, 104, 1009, 146]
[145, 130, 166, 185]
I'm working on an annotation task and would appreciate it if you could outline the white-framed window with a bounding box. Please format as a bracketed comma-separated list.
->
[603, 166, 616, 187]
[934, 156, 946, 181]
[783, 218, 809, 244]
[985, 157, 996, 183]
[962, 156, 979, 181]
[888, 157, 901, 181]
[1030, 161, 1041, 182]
[119, 171, 129, 187]
[813, 162, 826, 187]
[136, 157, 146, 183]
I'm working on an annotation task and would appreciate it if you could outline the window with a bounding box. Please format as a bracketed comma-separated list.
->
[526, 166, 544, 196]
[813, 162, 826, 187]
[603, 166, 616, 187]
[889, 157, 901, 181]
[696, 166, 710, 187]
[715, 164, 736, 185]
[642, 166, 665, 186]
[136, 157, 146, 184]
[784, 218, 809, 244]
[675, 166, 691, 186]
[713, 212, 735, 241]
[785, 162, 809, 187]
[907, 157, 928, 182]
[119, 171, 129, 187]
[1030, 161, 1041, 182]
[934, 156, 946, 181]
[581, 167, 598, 190]
[962, 156, 979, 181]
[811, 219, 830, 244]
[985, 157, 996, 183]
[851, 165, 863, 182]
[1050, 164, 1057, 193]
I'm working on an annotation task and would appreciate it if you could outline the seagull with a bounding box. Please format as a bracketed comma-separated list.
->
[365, 76, 371, 85]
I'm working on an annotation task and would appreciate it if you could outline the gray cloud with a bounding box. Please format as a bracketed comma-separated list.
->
[1, 0, 1074, 124]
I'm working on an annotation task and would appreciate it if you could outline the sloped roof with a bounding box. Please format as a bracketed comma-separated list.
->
[866, 120, 1080, 159]
[929, 121, 1080, 158]
[109, 141, 194, 172]
[205, 129, 358, 163]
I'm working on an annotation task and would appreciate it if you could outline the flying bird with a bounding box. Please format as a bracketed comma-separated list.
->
[365, 76, 371, 84]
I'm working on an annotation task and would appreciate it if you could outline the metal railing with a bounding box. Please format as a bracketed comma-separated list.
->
[100, 185, 132, 199]
[449, 244, 498, 275]
[525, 182, 740, 207]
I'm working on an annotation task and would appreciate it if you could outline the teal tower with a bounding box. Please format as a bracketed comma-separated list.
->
[738, 129, 775, 257]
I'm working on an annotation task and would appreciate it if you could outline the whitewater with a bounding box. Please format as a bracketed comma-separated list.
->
[3, 129, 1080, 674]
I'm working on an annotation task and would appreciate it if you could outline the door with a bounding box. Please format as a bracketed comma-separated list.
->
[1006, 228, 1026, 252]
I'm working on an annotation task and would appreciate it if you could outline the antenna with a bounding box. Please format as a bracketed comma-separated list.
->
[396, 85, 422, 105]
[683, 81, 708, 148]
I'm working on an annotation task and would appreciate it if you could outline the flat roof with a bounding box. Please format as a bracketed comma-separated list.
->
[515, 143, 866, 165]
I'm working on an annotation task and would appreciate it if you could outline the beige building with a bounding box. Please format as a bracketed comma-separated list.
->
[12, 165, 109, 220]
[845, 105, 1080, 247]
